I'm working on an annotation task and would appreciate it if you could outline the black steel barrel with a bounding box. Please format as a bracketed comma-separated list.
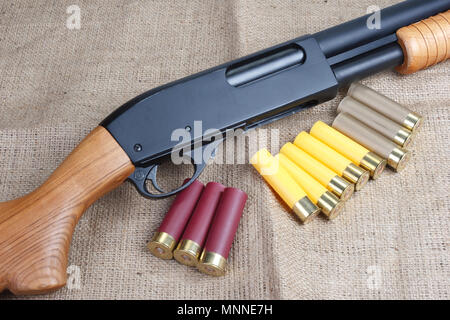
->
[314, 0, 450, 58]
[333, 43, 404, 86]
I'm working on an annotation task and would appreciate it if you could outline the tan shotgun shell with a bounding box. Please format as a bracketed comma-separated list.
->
[333, 113, 411, 172]
[347, 83, 423, 132]
[338, 97, 415, 148]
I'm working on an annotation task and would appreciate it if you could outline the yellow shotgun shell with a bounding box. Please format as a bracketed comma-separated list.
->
[251, 149, 320, 224]
[294, 132, 370, 191]
[310, 121, 387, 179]
[280, 143, 354, 201]
[277, 154, 345, 220]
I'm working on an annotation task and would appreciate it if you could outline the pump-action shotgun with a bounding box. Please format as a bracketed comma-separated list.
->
[0, 0, 449, 295]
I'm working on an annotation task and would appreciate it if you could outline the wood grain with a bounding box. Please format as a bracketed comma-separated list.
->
[396, 10, 450, 74]
[0, 126, 135, 295]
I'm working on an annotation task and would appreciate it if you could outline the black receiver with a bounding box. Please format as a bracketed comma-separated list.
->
[101, 0, 450, 198]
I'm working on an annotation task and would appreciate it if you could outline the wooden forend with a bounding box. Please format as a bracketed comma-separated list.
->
[396, 10, 450, 74]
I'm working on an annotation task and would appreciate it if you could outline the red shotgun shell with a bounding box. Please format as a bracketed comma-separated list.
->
[197, 187, 248, 276]
[174, 182, 226, 266]
[148, 179, 204, 260]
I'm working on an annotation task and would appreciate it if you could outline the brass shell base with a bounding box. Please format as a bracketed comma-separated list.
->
[403, 112, 423, 133]
[328, 176, 354, 201]
[292, 196, 321, 224]
[342, 163, 370, 191]
[173, 239, 201, 267]
[388, 147, 410, 172]
[360, 152, 387, 180]
[147, 232, 176, 260]
[197, 251, 227, 277]
[317, 191, 345, 220]
[393, 127, 413, 148]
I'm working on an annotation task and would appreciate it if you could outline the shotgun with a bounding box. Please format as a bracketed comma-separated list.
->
[1, 0, 449, 295]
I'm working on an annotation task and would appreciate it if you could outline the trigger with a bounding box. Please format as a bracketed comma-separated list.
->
[146, 165, 166, 194]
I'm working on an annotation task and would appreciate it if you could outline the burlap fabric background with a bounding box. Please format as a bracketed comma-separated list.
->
[0, 0, 449, 300]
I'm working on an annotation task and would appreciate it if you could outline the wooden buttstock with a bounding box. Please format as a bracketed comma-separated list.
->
[0, 126, 135, 295]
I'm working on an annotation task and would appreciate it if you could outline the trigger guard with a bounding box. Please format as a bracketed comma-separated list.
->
[128, 161, 208, 199]
[128, 141, 221, 199]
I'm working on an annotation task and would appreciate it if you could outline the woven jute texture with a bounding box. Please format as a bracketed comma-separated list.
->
[0, 0, 449, 299]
